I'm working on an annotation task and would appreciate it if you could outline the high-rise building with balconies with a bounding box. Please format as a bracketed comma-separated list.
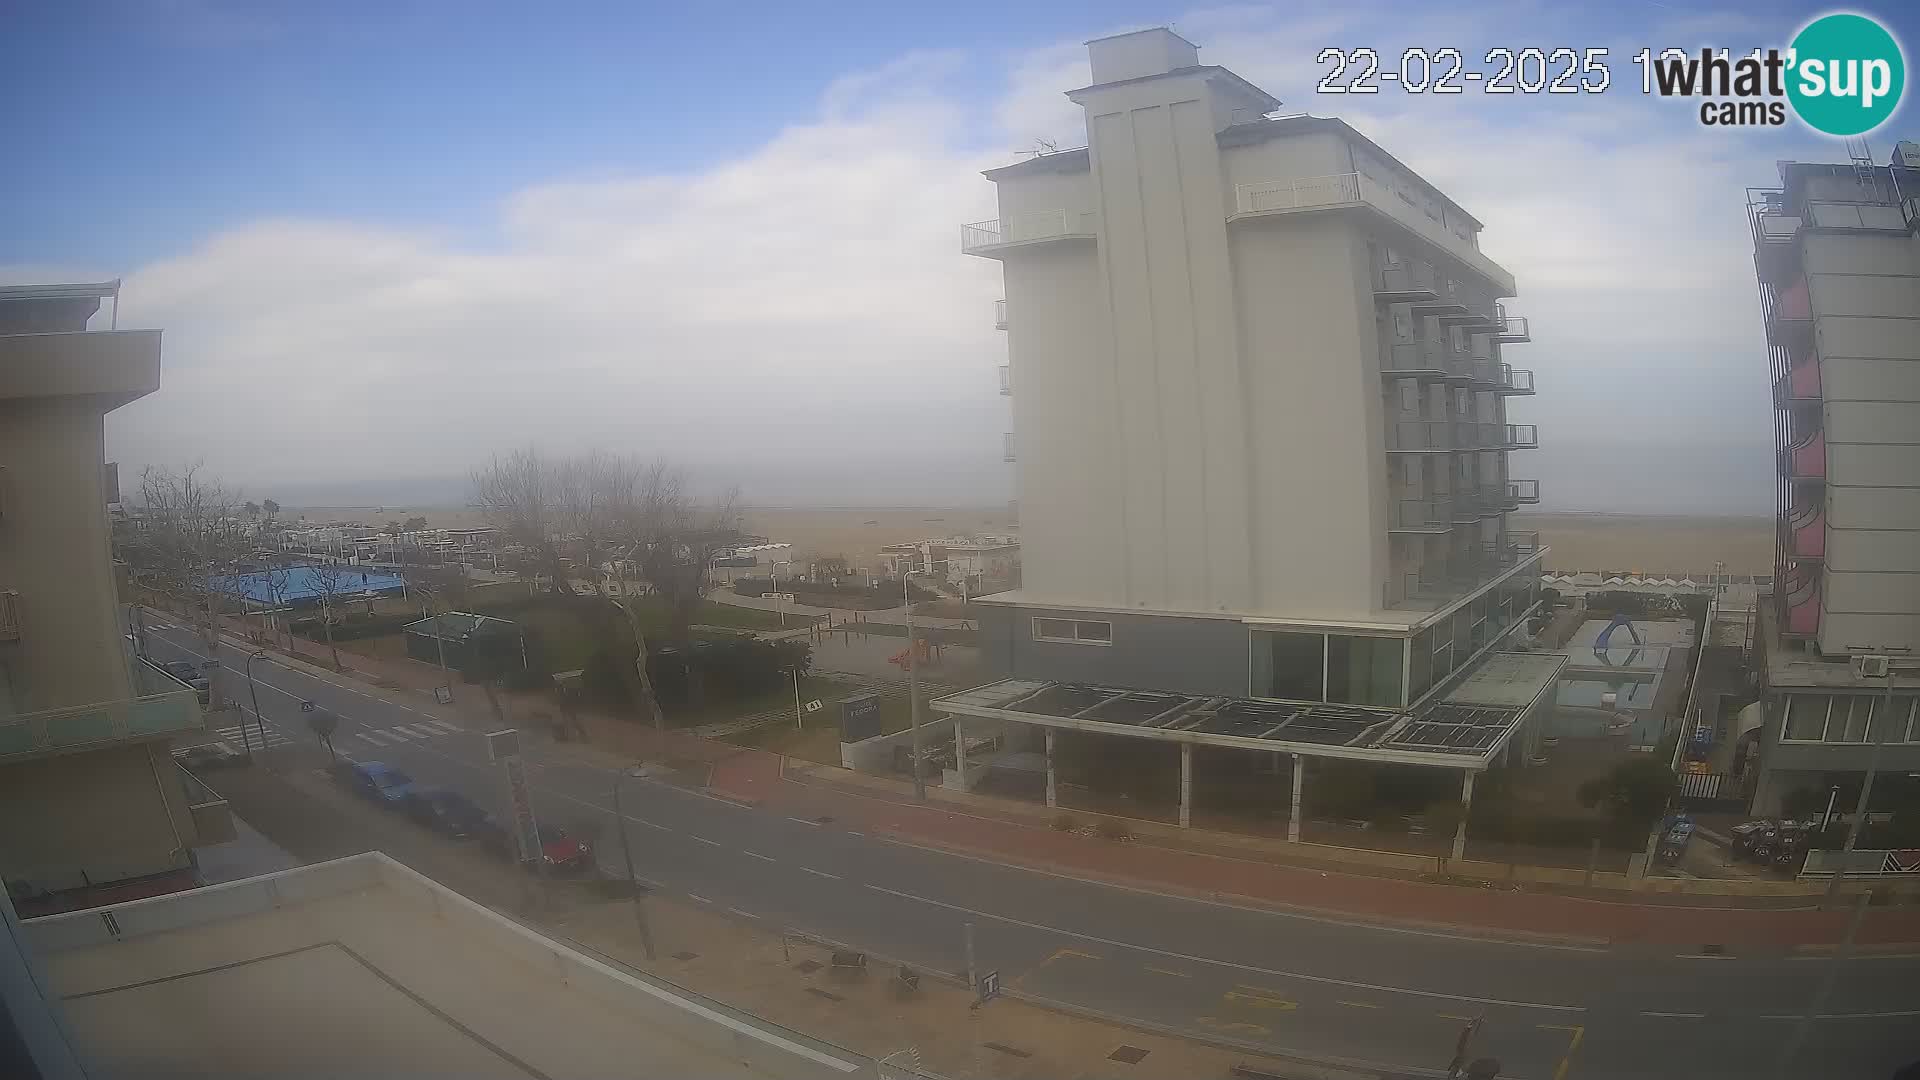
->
[1745, 148, 1920, 815]
[965, 29, 1544, 712]
[0, 281, 229, 916]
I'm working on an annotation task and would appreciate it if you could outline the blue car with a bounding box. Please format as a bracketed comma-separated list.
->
[335, 761, 416, 806]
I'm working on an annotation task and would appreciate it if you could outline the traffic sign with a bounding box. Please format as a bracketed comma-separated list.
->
[977, 969, 1000, 1004]
[300, 701, 316, 713]
[804, 699, 825, 713]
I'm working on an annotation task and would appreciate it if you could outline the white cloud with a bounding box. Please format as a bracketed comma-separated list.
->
[83, 4, 1831, 513]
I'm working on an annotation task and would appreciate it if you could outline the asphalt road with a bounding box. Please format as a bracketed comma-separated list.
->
[141, 620, 1920, 1080]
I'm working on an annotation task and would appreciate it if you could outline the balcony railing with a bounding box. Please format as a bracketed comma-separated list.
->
[1773, 359, 1820, 405]
[1381, 340, 1450, 379]
[1782, 430, 1825, 482]
[1390, 498, 1454, 533]
[1785, 502, 1825, 560]
[0, 690, 203, 761]
[998, 364, 1012, 396]
[994, 299, 1007, 330]
[961, 210, 1099, 254]
[1387, 420, 1454, 453]
[0, 590, 17, 642]
[1234, 172, 1514, 292]
[178, 762, 235, 846]
[1492, 304, 1530, 343]
[1450, 493, 1487, 522]
[1373, 259, 1441, 302]
[1002, 433, 1015, 462]
[1491, 364, 1535, 395]
[1505, 479, 1540, 505]
[1496, 424, 1539, 449]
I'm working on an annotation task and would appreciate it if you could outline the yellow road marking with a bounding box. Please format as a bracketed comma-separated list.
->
[1145, 965, 1191, 978]
[1336, 1000, 1383, 1009]
[1438, 1013, 1476, 1022]
[1196, 1016, 1270, 1035]
[1224, 985, 1298, 1011]
[1539, 1023, 1585, 1080]
[1014, 946, 1103, 987]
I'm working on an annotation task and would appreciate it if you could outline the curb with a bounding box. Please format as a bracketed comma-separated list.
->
[868, 828, 1611, 951]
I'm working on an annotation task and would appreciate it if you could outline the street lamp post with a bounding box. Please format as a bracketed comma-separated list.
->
[610, 766, 659, 962]
[792, 667, 804, 732]
[1822, 660, 1898, 908]
[905, 570, 925, 801]
[242, 651, 269, 761]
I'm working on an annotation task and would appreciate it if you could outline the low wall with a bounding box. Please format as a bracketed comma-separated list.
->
[840, 716, 955, 773]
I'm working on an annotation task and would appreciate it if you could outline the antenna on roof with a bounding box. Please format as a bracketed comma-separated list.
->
[1017, 137, 1059, 159]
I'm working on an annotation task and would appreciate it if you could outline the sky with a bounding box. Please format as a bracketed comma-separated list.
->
[4, 0, 1916, 512]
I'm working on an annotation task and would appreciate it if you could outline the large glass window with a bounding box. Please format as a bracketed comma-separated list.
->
[1032, 618, 1112, 646]
[1408, 627, 1433, 702]
[1327, 634, 1406, 708]
[1451, 607, 1472, 660]
[1783, 695, 1827, 741]
[1828, 696, 1873, 743]
[1264, 631, 1325, 701]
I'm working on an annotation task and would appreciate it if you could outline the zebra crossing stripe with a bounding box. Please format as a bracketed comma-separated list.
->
[424, 719, 461, 734]
[359, 730, 397, 745]
[397, 723, 437, 737]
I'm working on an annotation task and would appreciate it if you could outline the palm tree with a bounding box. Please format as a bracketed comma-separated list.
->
[244, 501, 261, 521]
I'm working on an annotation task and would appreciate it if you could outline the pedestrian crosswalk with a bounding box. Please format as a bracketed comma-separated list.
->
[351, 718, 464, 747]
[212, 722, 293, 752]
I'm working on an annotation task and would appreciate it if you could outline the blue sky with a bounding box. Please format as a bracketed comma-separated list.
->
[4, 1, 1916, 511]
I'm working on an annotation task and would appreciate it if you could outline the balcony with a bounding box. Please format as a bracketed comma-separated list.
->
[1450, 493, 1488, 522]
[1748, 190, 1802, 285]
[1763, 278, 1813, 346]
[178, 763, 235, 846]
[1438, 291, 1500, 331]
[1381, 340, 1451, 380]
[1002, 433, 1015, 462]
[1410, 277, 1470, 319]
[961, 210, 1099, 257]
[0, 690, 204, 762]
[998, 364, 1012, 395]
[1484, 531, 1543, 568]
[1389, 498, 1454, 534]
[994, 299, 1007, 330]
[0, 589, 17, 642]
[1231, 172, 1515, 294]
[1780, 565, 1821, 640]
[1373, 259, 1441, 302]
[1785, 502, 1825, 560]
[1491, 365, 1534, 395]
[1386, 420, 1454, 453]
[1495, 424, 1539, 449]
[1772, 359, 1821, 406]
[1492, 304, 1530, 343]
[1504, 479, 1541, 506]
[1782, 430, 1826, 483]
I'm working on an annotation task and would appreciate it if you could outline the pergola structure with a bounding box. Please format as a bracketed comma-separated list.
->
[933, 651, 1566, 857]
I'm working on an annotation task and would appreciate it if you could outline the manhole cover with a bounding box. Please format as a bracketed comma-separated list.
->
[804, 987, 845, 1002]
[671, 951, 699, 961]
[794, 959, 823, 974]
[1109, 1046, 1150, 1065]
[983, 1043, 1032, 1059]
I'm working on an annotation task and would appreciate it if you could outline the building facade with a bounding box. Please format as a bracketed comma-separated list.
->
[1746, 150, 1920, 814]
[0, 281, 225, 916]
[968, 29, 1544, 712]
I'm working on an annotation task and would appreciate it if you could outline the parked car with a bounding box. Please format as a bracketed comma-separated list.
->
[334, 761, 416, 806]
[403, 789, 490, 839]
[479, 820, 594, 873]
[171, 743, 247, 771]
[159, 660, 212, 705]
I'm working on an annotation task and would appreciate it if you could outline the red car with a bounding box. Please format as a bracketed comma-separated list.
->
[481, 821, 593, 873]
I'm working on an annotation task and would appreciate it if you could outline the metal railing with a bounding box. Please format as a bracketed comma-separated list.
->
[1496, 423, 1538, 448]
[1373, 259, 1439, 297]
[1492, 304, 1530, 342]
[1505, 479, 1540, 504]
[1002, 433, 1015, 462]
[0, 590, 18, 641]
[0, 690, 202, 760]
[994, 299, 1007, 330]
[1382, 340, 1447, 376]
[1235, 173, 1515, 292]
[997, 364, 1011, 395]
[1494, 364, 1534, 393]
[961, 210, 1099, 252]
[1450, 493, 1486, 521]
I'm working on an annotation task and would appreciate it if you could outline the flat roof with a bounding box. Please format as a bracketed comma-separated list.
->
[933, 651, 1564, 770]
[0, 280, 120, 303]
[27, 853, 863, 1080]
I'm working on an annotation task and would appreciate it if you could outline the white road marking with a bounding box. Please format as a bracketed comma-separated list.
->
[861, 884, 1584, 1013]
[1673, 954, 1736, 960]
[786, 816, 822, 827]
[728, 907, 758, 918]
[1758, 1009, 1920, 1020]
[359, 730, 398, 745]
[425, 719, 462, 733]
[743, 851, 776, 862]
[688, 894, 712, 905]
[692, 836, 722, 847]
[800, 867, 841, 880]
[1641, 1011, 1707, 1019]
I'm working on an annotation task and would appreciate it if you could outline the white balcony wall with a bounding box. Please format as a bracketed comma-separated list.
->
[1830, 487, 1920, 529]
[1822, 357, 1920, 401]
[1828, 443, 1920, 485]
[1827, 531, 1920, 573]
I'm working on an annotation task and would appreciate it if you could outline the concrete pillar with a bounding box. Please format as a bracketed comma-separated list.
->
[1288, 755, 1304, 844]
[1044, 727, 1057, 808]
[1452, 770, 1476, 862]
[952, 717, 966, 788]
[1179, 742, 1193, 829]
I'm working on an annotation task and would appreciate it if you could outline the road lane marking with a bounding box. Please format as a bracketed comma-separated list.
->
[1336, 1000, 1382, 1009]
[1758, 1009, 1920, 1020]
[1789, 952, 1920, 961]
[728, 907, 758, 918]
[1538, 1023, 1584, 1080]
[744, 851, 776, 862]
[1641, 1011, 1706, 1019]
[1145, 966, 1191, 978]
[787, 816, 823, 827]
[800, 867, 841, 880]
[1437, 1013, 1475, 1022]
[1194, 1017, 1268, 1036]
[688, 894, 712, 905]
[692, 836, 722, 847]
[861, 885, 1583, 1012]
[359, 731, 398, 745]
[869, 836, 1606, 953]
[1223, 986, 1296, 1011]
[1673, 953, 1736, 960]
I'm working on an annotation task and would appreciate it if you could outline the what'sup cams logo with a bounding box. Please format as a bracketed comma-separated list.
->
[1639, 12, 1906, 135]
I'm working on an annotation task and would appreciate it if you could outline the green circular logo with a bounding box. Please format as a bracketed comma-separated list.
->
[1787, 13, 1906, 136]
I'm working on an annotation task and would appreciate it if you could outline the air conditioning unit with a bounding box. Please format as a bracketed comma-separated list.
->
[1853, 655, 1891, 678]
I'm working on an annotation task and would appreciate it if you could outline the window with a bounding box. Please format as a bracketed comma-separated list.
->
[1263, 631, 1325, 701]
[1829, 696, 1873, 743]
[1784, 695, 1826, 741]
[1408, 627, 1432, 701]
[1327, 634, 1406, 708]
[1032, 618, 1112, 646]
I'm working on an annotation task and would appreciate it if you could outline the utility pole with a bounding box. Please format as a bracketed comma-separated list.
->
[1822, 657, 1897, 908]
[906, 570, 925, 801]
[611, 768, 658, 962]
[792, 668, 803, 731]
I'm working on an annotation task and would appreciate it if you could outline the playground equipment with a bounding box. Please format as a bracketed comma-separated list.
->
[888, 637, 935, 670]
[1592, 612, 1644, 668]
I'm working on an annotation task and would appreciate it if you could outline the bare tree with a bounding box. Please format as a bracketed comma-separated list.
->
[128, 465, 246, 710]
[473, 448, 571, 594]
[304, 559, 351, 670]
[261, 561, 295, 650]
[620, 461, 742, 710]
